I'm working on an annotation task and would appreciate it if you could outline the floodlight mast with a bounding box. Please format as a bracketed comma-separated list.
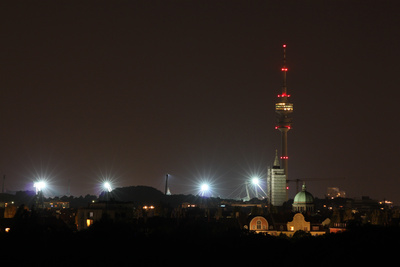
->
[200, 183, 210, 196]
[34, 181, 46, 194]
[34, 180, 46, 209]
[251, 177, 259, 198]
[103, 182, 112, 192]
[165, 174, 169, 195]
[102, 181, 113, 201]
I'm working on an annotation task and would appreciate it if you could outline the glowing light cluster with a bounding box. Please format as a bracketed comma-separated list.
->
[34, 181, 46, 194]
[281, 67, 288, 72]
[251, 177, 260, 185]
[200, 183, 209, 192]
[275, 102, 293, 111]
[198, 182, 212, 197]
[280, 156, 289, 160]
[248, 176, 267, 199]
[103, 182, 112, 192]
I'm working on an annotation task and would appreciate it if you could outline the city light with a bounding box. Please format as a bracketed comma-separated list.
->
[34, 180, 46, 194]
[247, 176, 267, 199]
[198, 182, 213, 197]
[200, 183, 209, 193]
[103, 182, 112, 192]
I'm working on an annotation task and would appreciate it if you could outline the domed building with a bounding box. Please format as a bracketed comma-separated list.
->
[292, 183, 314, 212]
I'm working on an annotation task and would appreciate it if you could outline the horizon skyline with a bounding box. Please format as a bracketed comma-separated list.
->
[1, 1, 400, 203]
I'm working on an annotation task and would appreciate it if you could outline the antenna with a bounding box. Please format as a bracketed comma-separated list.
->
[282, 44, 288, 93]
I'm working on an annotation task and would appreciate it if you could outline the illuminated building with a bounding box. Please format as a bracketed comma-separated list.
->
[327, 187, 346, 199]
[76, 201, 136, 231]
[275, 44, 293, 201]
[248, 214, 326, 236]
[249, 216, 269, 232]
[287, 213, 311, 232]
[43, 201, 70, 209]
[292, 183, 315, 212]
[267, 150, 286, 206]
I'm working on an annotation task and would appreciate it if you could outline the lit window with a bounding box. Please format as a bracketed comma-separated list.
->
[86, 219, 93, 227]
[275, 103, 293, 111]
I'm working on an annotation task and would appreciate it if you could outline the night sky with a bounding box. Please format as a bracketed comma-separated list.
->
[1, 1, 400, 202]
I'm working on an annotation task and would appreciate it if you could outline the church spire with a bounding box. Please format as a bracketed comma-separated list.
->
[273, 149, 280, 168]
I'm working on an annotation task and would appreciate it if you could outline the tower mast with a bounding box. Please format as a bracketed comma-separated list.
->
[275, 44, 294, 201]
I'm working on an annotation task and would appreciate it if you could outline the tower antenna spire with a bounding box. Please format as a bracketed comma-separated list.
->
[282, 44, 288, 94]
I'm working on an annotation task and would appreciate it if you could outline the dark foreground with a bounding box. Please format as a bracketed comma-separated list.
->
[1, 217, 398, 266]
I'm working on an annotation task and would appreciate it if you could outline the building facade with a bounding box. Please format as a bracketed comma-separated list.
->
[267, 151, 286, 207]
[249, 216, 269, 233]
[248, 213, 326, 237]
[76, 201, 136, 231]
[327, 187, 346, 199]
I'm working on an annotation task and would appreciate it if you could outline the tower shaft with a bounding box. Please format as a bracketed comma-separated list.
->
[279, 128, 289, 201]
[280, 128, 288, 173]
[275, 44, 293, 201]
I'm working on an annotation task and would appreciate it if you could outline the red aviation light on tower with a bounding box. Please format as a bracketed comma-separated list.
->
[281, 67, 288, 72]
[275, 125, 291, 130]
[277, 93, 291, 98]
[283, 44, 287, 48]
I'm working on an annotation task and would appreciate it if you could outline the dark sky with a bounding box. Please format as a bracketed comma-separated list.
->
[1, 0, 400, 202]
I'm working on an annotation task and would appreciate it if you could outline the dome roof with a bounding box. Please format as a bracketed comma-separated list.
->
[293, 183, 314, 204]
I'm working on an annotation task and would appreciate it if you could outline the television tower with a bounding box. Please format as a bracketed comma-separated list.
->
[275, 44, 293, 201]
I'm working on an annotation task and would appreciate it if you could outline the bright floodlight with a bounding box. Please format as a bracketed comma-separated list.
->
[251, 177, 259, 185]
[103, 182, 112, 192]
[200, 183, 209, 192]
[34, 181, 46, 194]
